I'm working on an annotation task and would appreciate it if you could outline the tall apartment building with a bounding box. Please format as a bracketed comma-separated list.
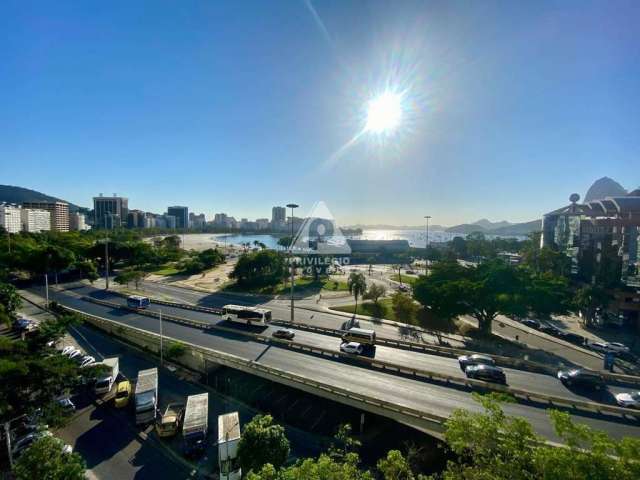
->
[69, 212, 88, 231]
[22, 201, 69, 232]
[21, 208, 51, 232]
[256, 218, 270, 230]
[93, 195, 128, 229]
[127, 209, 147, 229]
[0, 204, 23, 233]
[167, 206, 188, 229]
[189, 212, 206, 229]
[272, 206, 286, 224]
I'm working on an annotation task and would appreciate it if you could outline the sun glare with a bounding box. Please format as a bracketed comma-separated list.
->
[365, 92, 403, 134]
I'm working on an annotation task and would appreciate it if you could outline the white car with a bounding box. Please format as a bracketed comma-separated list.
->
[79, 356, 96, 367]
[589, 342, 609, 353]
[61, 346, 78, 356]
[57, 397, 76, 414]
[340, 342, 363, 355]
[605, 342, 630, 354]
[615, 391, 640, 408]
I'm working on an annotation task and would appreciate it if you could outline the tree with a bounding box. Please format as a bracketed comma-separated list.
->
[74, 259, 99, 283]
[246, 453, 373, 480]
[277, 236, 292, 250]
[377, 450, 415, 480]
[348, 272, 367, 315]
[237, 414, 290, 473]
[13, 436, 86, 480]
[165, 341, 186, 360]
[391, 292, 418, 324]
[230, 250, 287, 289]
[0, 282, 22, 314]
[574, 285, 613, 326]
[363, 283, 386, 305]
[413, 262, 470, 323]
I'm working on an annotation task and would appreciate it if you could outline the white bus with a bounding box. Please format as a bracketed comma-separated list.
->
[341, 327, 376, 346]
[222, 305, 272, 326]
[127, 295, 150, 309]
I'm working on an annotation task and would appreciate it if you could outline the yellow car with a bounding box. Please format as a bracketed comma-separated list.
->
[114, 380, 132, 408]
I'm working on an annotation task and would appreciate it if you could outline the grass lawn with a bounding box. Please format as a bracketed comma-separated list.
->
[149, 264, 181, 276]
[332, 299, 396, 320]
[224, 276, 349, 295]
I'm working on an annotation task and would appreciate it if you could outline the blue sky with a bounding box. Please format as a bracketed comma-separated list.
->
[1, 0, 639, 226]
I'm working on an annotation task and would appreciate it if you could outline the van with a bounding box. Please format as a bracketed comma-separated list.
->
[341, 327, 376, 346]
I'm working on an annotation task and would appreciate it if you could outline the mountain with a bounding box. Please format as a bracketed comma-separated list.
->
[344, 224, 447, 231]
[584, 177, 627, 202]
[472, 218, 512, 229]
[0, 185, 83, 212]
[447, 219, 541, 236]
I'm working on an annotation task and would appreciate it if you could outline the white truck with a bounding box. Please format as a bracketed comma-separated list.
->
[218, 411, 241, 480]
[182, 393, 208, 457]
[135, 368, 158, 425]
[94, 357, 119, 395]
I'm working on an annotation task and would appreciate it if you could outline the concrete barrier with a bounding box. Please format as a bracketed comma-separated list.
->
[76, 296, 640, 420]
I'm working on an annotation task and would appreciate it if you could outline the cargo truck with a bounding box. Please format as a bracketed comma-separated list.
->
[182, 393, 208, 457]
[135, 368, 158, 425]
[94, 357, 119, 395]
[218, 411, 241, 480]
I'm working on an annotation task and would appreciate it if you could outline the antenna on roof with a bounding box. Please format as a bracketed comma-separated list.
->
[569, 193, 580, 204]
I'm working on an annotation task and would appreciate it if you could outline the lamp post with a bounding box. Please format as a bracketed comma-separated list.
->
[286, 203, 299, 323]
[159, 309, 163, 366]
[424, 215, 431, 275]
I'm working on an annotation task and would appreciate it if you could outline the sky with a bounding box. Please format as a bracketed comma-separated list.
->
[1, 0, 639, 226]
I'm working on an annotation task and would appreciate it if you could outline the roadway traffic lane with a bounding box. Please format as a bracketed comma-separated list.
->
[36, 287, 640, 443]
[51, 284, 628, 404]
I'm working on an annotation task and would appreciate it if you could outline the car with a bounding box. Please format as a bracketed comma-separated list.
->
[272, 328, 295, 340]
[340, 342, 363, 355]
[563, 332, 585, 345]
[520, 319, 540, 329]
[458, 354, 496, 371]
[61, 346, 76, 355]
[464, 364, 507, 384]
[114, 380, 132, 408]
[538, 323, 563, 336]
[12, 430, 52, 458]
[557, 369, 604, 389]
[605, 342, 630, 354]
[589, 342, 609, 353]
[615, 391, 640, 408]
[397, 284, 411, 292]
[57, 397, 76, 414]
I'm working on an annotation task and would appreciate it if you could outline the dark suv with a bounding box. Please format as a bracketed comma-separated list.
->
[458, 354, 495, 371]
[465, 364, 507, 384]
[557, 369, 604, 390]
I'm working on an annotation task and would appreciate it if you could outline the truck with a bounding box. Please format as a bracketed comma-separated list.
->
[135, 368, 158, 425]
[218, 411, 241, 480]
[156, 402, 185, 438]
[94, 357, 119, 395]
[182, 393, 208, 457]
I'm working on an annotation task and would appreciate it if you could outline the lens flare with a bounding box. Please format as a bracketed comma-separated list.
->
[365, 92, 403, 133]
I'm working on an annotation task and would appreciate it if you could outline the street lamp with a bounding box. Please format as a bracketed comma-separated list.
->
[286, 203, 299, 323]
[424, 215, 431, 275]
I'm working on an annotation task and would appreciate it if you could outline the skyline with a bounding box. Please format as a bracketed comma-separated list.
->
[2, 1, 640, 225]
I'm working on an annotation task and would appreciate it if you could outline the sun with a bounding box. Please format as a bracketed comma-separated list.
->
[365, 91, 403, 134]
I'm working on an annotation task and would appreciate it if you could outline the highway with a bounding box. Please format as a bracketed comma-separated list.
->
[31, 284, 640, 442]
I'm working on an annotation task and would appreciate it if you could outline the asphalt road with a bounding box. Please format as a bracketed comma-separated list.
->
[34, 284, 640, 443]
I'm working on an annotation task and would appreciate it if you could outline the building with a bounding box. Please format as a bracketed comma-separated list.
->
[21, 208, 51, 232]
[256, 218, 270, 230]
[189, 212, 206, 229]
[347, 239, 410, 254]
[167, 206, 188, 229]
[542, 191, 640, 330]
[69, 212, 88, 231]
[93, 195, 128, 229]
[164, 214, 177, 229]
[22, 201, 69, 232]
[0, 204, 23, 233]
[127, 209, 146, 229]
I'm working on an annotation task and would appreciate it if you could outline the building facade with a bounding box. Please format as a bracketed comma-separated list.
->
[93, 195, 128, 229]
[167, 206, 188, 229]
[22, 201, 69, 232]
[189, 212, 206, 229]
[271, 206, 286, 230]
[21, 208, 51, 232]
[0, 204, 23, 233]
[69, 212, 88, 231]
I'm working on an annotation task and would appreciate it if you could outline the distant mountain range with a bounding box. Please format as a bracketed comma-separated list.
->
[584, 177, 628, 202]
[445, 218, 541, 236]
[0, 185, 84, 212]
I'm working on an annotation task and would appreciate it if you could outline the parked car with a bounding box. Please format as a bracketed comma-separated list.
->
[397, 284, 411, 292]
[57, 397, 76, 414]
[557, 369, 604, 390]
[563, 332, 585, 345]
[114, 380, 132, 408]
[340, 342, 363, 355]
[538, 323, 564, 336]
[78, 356, 96, 368]
[588, 342, 609, 353]
[520, 319, 540, 329]
[61, 346, 76, 356]
[12, 430, 52, 458]
[272, 328, 295, 340]
[615, 391, 640, 408]
[464, 364, 507, 384]
[605, 342, 630, 354]
[458, 354, 496, 371]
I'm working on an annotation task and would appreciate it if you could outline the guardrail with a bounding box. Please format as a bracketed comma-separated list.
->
[78, 295, 640, 420]
[98, 292, 640, 388]
[59, 304, 448, 437]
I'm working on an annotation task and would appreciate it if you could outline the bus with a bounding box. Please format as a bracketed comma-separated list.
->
[222, 305, 272, 326]
[127, 295, 150, 309]
[341, 327, 376, 346]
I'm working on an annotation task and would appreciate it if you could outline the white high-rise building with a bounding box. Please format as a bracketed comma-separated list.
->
[69, 212, 88, 231]
[21, 208, 51, 232]
[0, 204, 22, 233]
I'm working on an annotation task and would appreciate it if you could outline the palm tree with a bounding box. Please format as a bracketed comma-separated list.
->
[348, 271, 367, 315]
